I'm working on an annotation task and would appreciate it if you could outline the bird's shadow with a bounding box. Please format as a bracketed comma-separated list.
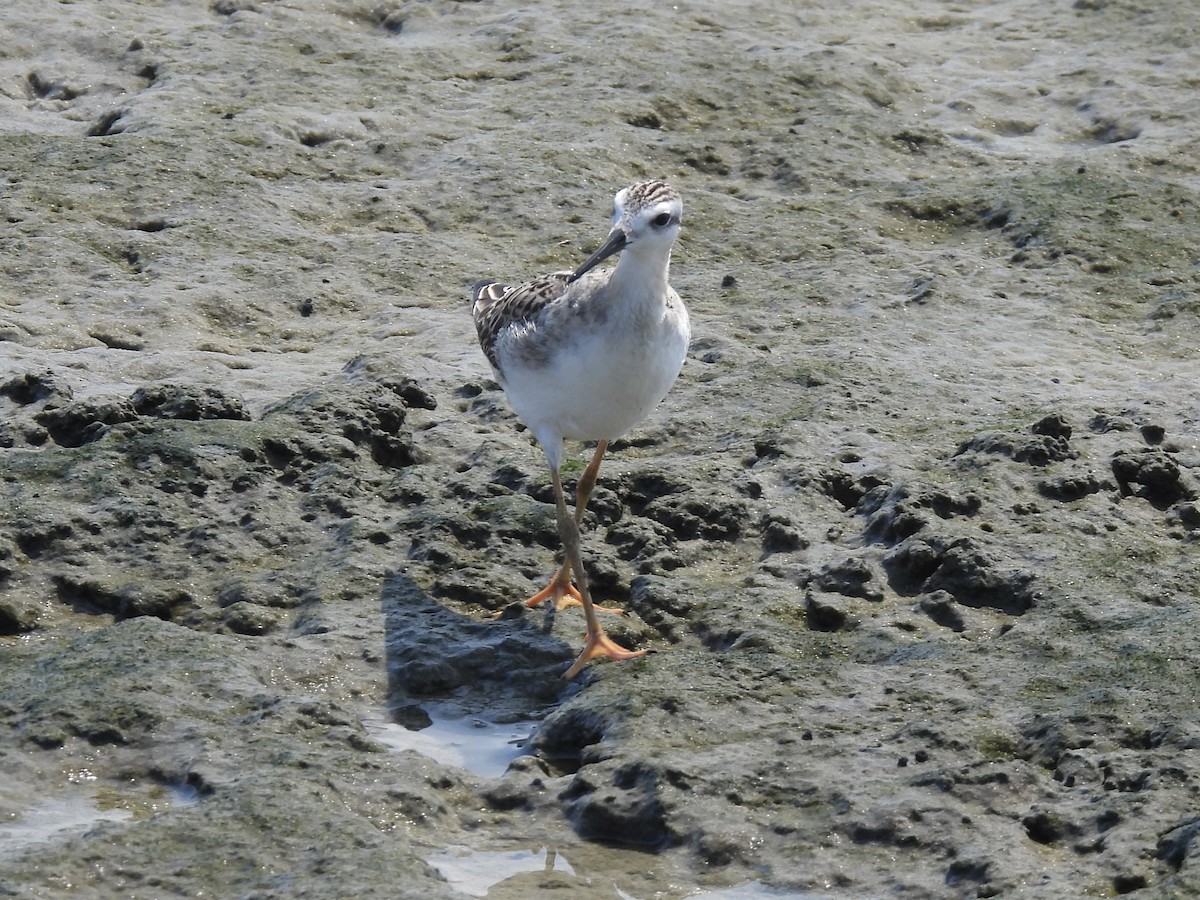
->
[380, 570, 581, 723]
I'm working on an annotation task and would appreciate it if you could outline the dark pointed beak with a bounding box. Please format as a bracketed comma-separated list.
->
[568, 228, 627, 283]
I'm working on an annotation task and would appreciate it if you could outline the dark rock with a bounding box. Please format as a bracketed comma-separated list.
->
[954, 426, 1075, 466]
[805, 593, 853, 631]
[13, 521, 74, 559]
[532, 704, 611, 773]
[847, 809, 909, 845]
[1112, 448, 1195, 506]
[563, 761, 669, 848]
[1156, 818, 1200, 870]
[0, 597, 39, 634]
[479, 780, 531, 811]
[1023, 808, 1076, 844]
[642, 493, 747, 541]
[922, 539, 1036, 615]
[389, 657, 466, 695]
[220, 601, 283, 635]
[955, 415, 1078, 467]
[883, 538, 943, 588]
[0, 537, 14, 581]
[1090, 412, 1136, 433]
[1031, 413, 1072, 440]
[1016, 714, 1110, 773]
[864, 493, 928, 540]
[471, 493, 559, 548]
[606, 517, 676, 563]
[814, 556, 884, 601]
[761, 512, 806, 554]
[1037, 470, 1105, 501]
[626, 575, 692, 643]
[389, 377, 437, 411]
[217, 579, 299, 610]
[35, 398, 139, 447]
[885, 536, 1036, 615]
[577, 484, 623, 525]
[131, 384, 251, 420]
[433, 564, 535, 609]
[818, 467, 870, 509]
[391, 704, 433, 730]
[863, 482, 981, 541]
[1112, 872, 1148, 894]
[371, 432, 418, 468]
[621, 467, 690, 512]
[0, 370, 73, 405]
[490, 463, 528, 490]
[262, 379, 423, 473]
[1140, 423, 1166, 445]
[382, 572, 568, 715]
[917, 591, 965, 632]
[1168, 501, 1200, 531]
[946, 857, 991, 887]
[694, 828, 752, 866]
[53, 574, 193, 621]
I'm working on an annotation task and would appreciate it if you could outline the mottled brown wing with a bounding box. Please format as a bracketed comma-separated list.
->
[471, 273, 572, 372]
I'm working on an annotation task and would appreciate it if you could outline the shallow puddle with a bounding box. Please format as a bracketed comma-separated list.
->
[426, 845, 574, 897]
[362, 709, 538, 779]
[370, 711, 823, 898]
[425, 843, 827, 899]
[0, 793, 133, 859]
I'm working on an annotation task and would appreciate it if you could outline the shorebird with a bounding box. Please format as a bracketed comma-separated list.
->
[471, 181, 690, 678]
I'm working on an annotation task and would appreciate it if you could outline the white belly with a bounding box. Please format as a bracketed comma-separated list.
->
[500, 304, 689, 444]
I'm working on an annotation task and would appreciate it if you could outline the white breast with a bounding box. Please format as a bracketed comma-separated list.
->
[501, 295, 689, 444]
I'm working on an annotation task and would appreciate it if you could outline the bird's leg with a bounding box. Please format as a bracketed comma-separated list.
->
[551, 465, 645, 679]
[575, 439, 608, 513]
[521, 441, 622, 614]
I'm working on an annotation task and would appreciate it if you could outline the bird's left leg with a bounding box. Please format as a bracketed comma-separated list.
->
[549, 465, 645, 678]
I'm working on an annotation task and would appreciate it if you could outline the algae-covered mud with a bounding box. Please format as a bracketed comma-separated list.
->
[2, 1, 1199, 897]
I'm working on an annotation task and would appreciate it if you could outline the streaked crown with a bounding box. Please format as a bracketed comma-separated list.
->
[612, 181, 683, 250]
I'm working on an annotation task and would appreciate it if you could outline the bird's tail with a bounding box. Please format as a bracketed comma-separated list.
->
[470, 279, 508, 315]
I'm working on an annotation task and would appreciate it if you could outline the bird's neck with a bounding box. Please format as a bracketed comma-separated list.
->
[609, 246, 672, 309]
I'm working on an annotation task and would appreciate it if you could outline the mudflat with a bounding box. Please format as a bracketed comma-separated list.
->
[2, 2, 1198, 897]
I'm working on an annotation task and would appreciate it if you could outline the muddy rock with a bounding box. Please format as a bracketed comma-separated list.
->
[130, 383, 251, 421]
[1112, 447, 1196, 506]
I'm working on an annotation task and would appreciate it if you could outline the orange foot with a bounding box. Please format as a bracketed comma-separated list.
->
[516, 567, 625, 614]
[563, 628, 647, 679]
[523, 570, 584, 611]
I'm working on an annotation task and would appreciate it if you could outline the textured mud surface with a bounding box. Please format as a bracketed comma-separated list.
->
[2, 1, 1200, 898]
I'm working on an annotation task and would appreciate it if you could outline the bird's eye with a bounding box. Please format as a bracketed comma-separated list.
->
[651, 212, 672, 228]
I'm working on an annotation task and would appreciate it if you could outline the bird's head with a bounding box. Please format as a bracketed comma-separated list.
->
[569, 181, 682, 283]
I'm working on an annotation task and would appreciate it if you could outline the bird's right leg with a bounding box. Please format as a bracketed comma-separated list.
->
[521, 440, 622, 613]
